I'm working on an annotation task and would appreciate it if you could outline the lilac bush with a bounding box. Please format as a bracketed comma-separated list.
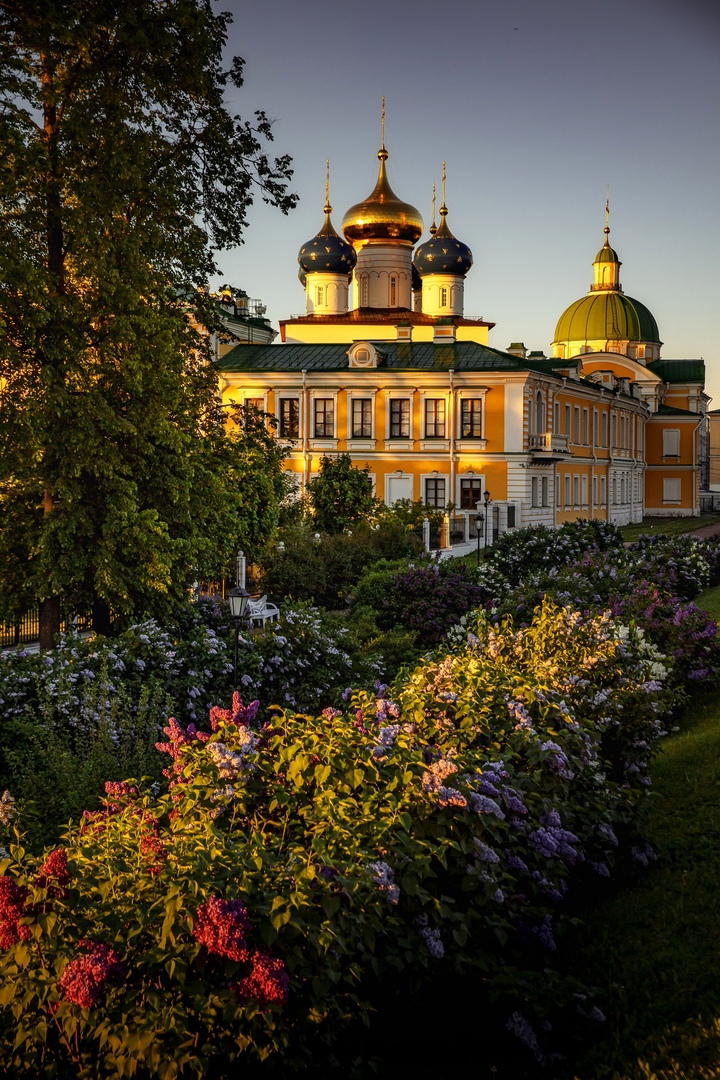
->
[0, 600, 674, 1074]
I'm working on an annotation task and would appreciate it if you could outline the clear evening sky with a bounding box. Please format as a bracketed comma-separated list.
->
[213, 0, 720, 401]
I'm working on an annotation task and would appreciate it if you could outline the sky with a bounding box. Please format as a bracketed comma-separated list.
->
[212, 0, 720, 400]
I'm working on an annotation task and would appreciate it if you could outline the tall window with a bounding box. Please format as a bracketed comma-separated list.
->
[278, 398, 299, 439]
[602, 413, 608, 447]
[565, 404, 571, 435]
[390, 399, 410, 438]
[313, 398, 334, 438]
[564, 475, 571, 506]
[582, 408, 589, 444]
[593, 410, 599, 445]
[574, 407, 581, 443]
[390, 276, 397, 306]
[351, 399, 372, 438]
[461, 399, 483, 438]
[316, 285, 324, 306]
[601, 476, 607, 505]
[425, 477, 446, 507]
[460, 478, 483, 509]
[542, 476, 549, 507]
[553, 401, 560, 432]
[531, 477, 540, 507]
[440, 286, 448, 308]
[425, 399, 446, 438]
[535, 392, 545, 434]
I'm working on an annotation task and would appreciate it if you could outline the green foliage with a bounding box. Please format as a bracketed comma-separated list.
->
[306, 455, 379, 534]
[260, 524, 421, 610]
[0, 601, 675, 1075]
[0, 1, 296, 629]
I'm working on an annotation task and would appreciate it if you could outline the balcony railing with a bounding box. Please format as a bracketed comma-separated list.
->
[528, 432, 569, 452]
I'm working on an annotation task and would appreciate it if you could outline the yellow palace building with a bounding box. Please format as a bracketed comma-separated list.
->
[215, 138, 708, 542]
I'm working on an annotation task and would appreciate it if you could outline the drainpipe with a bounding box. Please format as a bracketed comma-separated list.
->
[692, 416, 704, 517]
[302, 369, 308, 494]
[449, 369, 455, 515]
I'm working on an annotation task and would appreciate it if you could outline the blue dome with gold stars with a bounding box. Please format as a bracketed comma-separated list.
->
[414, 205, 473, 278]
[298, 202, 357, 277]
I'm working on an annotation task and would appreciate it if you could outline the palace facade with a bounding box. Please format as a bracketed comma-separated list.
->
[214, 140, 708, 541]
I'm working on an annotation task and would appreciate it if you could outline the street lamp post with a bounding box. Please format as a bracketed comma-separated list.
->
[227, 585, 250, 690]
[483, 490, 492, 550]
[474, 512, 484, 566]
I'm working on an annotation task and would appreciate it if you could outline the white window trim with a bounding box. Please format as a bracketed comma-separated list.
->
[385, 390, 414, 442]
[309, 389, 339, 448]
[422, 472, 449, 509]
[346, 388, 377, 442]
[419, 390, 450, 444]
[276, 392, 303, 440]
[456, 389, 489, 441]
[456, 473, 487, 510]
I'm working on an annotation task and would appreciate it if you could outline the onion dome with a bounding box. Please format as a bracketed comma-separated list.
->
[414, 203, 473, 278]
[342, 143, 423, 244]
[412, 263, 422, 292]
[298, 192, 357, 276]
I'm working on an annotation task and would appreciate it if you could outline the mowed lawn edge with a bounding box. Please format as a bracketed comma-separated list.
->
[566, 584, 720, 1080]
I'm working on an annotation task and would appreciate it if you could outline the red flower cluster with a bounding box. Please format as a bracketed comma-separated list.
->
[236, 950, 289, 1007]
[58, 941, 124, 1008]
[36, 848, 72, 898]
[193, 896, 252, 962]
[209, 692, 260, 732]
[140, 823, 167, 875]
[104, 781, 138, 801]
[0, 876, 30, 950]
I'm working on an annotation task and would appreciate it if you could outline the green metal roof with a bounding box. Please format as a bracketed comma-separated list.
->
[216, 340, 564, 376]
[648, 358, 705, 384]
[553, 291, 660, 345]
[656, 404, 698, 417]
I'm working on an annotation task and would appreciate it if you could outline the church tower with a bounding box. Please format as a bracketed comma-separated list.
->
[297, 162, 356, 316]
[341, 100, 423, 311]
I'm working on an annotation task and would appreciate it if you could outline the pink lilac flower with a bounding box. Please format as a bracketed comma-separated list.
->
[0, 876, 31, 949]
[422, 758, 468, 809]
[209, 693, 260, 731]
[236, 950, 289, 1006]
[193, 896, 252, 962]
[58, 942, 124, 1008]
[104, 782, 138, 799]
[156, 717, 210, 781]
[322, 707, 341, 720]
[36, 848, 71, 897]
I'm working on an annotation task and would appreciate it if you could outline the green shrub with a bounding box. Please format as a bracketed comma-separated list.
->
[0, 601, 674, 1076]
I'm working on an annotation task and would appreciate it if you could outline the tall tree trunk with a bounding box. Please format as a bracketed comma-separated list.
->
[92, 599, 112, 637]
[37, 55, 64, 649]
[38, 487, 61, 647]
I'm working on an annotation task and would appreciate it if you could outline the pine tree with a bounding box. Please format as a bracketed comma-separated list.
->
[0, 0, 297, 645]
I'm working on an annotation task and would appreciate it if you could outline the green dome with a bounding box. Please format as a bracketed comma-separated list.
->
[553, 291, 660, 346]
[594, 244, 619, 263]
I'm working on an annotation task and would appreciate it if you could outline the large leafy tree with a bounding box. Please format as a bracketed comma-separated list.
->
[0, 0, 296, 644]
[307, 454, 380, 534]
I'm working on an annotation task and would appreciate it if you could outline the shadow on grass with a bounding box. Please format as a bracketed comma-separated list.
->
[561, 686, 720, 1080]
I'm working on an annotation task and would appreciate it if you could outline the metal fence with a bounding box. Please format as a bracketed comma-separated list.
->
[0, 609, 94, 649]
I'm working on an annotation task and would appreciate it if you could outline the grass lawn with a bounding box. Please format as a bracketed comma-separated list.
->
[563, 588, 720, 1079]
[620, 515, 720, 543]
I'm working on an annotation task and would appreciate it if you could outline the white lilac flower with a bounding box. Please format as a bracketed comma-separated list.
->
[368, 861, 400, 904]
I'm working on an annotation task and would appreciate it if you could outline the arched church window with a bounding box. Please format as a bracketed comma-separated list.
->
[389, 276, 397, 306]
[440, 286, 448, 308]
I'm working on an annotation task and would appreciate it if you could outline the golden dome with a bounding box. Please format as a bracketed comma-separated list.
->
[342, 145, 423, 244]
